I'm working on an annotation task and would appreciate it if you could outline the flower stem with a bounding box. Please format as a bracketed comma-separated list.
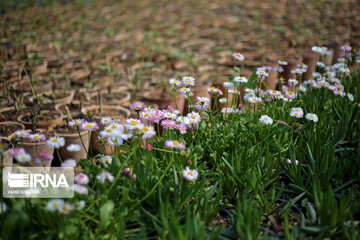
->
[76, 127, 88, 157]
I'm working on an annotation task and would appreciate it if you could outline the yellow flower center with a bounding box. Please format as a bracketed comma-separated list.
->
[53, 139, 58, 142]
[143, 126, 149, 131]
[188, 171, 193, 176]
[173, 141, 179, 145]
[34, 136, 40, 139]
[131, 121, 137, 125]
[53, 203, 58, 208]
[86, 124, 92, 128]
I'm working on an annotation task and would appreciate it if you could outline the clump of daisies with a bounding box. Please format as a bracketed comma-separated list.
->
[290, 108, 304, 119]
[14, 131, 46, 143]
[46, 199, 73, 215]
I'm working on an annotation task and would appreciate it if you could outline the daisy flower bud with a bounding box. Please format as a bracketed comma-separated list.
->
[101, 155, 112, 168]
[287, 159, 299, 165]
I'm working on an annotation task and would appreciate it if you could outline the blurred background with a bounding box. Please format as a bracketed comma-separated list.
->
[1, 0, 359, 89]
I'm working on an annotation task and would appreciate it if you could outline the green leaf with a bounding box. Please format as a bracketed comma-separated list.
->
[100, 201, 115, 231]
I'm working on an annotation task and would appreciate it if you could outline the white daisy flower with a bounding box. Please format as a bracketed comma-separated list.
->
[278, 60, 288, 65]
[228, 88, 240, 95]
[179, 87, 191, 95]
[14, 130, 29, 139]
[347, 93, 354, 102]
[73, 184, 89, 195]
[108, 137, 123, 146]
[100, 117, 113, 125]
[74, 173, 89, 185]
[169, 78, 182, 87]
[259, 115, 273, 125]
[219, 98, 228, 103]
[101, 155, 112, 168]
[290, 108, 304, 118]
[77, 200, 86, 210]
[223, 82, 234, 89]
[316, 61, 325, 68]
[233, 76, 248, 84]
[247, 96, 262, 103]
[47, 136, 65, 149]
[15, 153, 32, 163]
[61, 159, 77, 168]
[182, 76, 195, 86]
[176, 116, 191, 125]
[67, 144, 81, 152]
[100, 127, 121, 138]
[187, 112, 201, 124]
[195, 97, 210, 111]
[59, 202, 73, 215]
[305, 113, 318, 122]
[288, 79, 298, 86]
[46, 199, 65, 211]
[312, 72, 321, 79]
[299, 85, 307, 93]
[96, 171, 114, 184]
[182, 167, 199, 181]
